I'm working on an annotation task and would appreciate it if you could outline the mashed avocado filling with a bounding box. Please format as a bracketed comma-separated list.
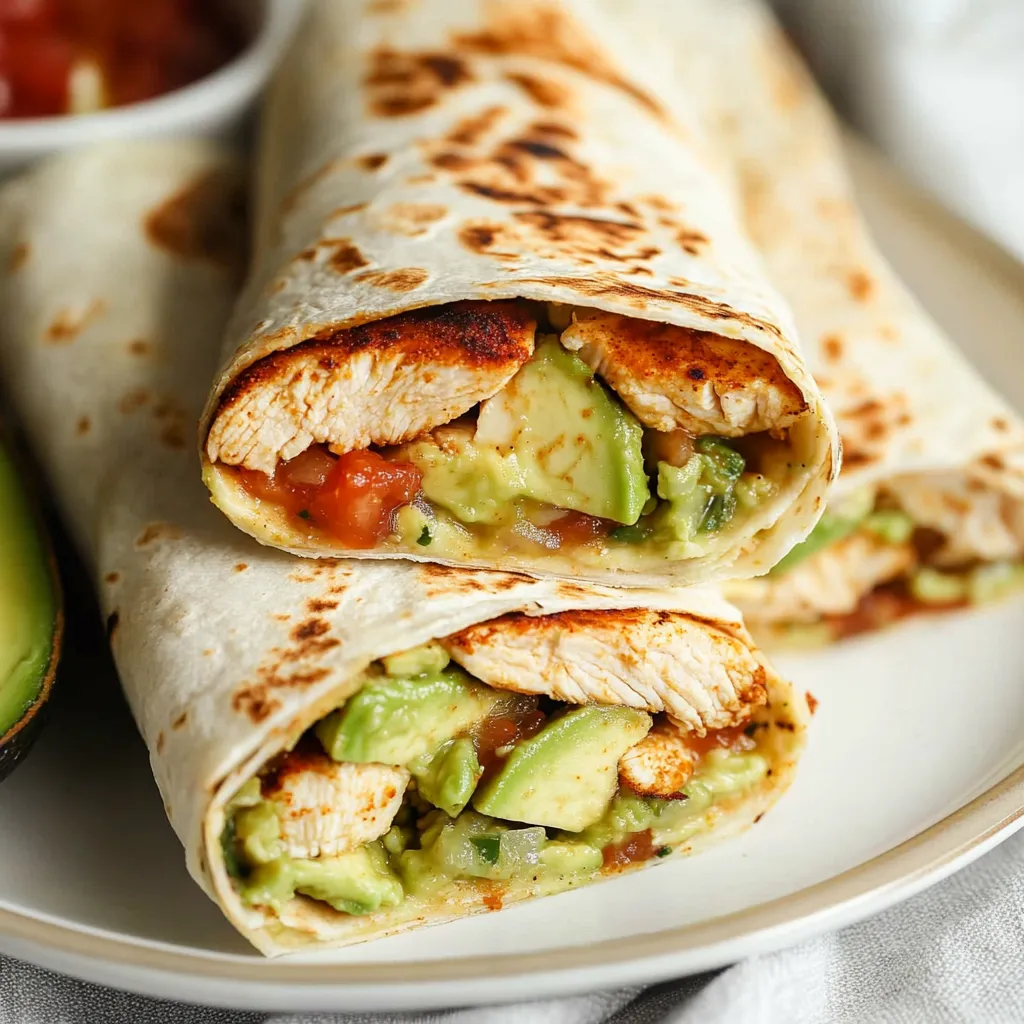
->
[221, 643, 774, 920]
[766, 486, 1024, 640]
[228, 302, 792, 568]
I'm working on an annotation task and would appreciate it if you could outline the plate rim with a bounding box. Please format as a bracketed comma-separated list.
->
[4, 136, 1024, 1011]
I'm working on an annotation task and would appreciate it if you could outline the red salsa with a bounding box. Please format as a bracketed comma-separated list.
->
[0, 0, 246, 118]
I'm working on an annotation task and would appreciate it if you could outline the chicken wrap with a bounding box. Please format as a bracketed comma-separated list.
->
[198, 0, 838, 587]
[597, 0, 1024, 640]
[0, 140, 808, 955]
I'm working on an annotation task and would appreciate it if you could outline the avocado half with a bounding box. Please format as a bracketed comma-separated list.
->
[0, 428, 62, 783]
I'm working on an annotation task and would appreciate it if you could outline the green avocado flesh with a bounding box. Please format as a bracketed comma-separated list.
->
[0, 439, 58, 738]
[224, 645, 776, 921]
[472, 706, 652, 831]
[393, 336, 779, 559]
[403, 336, 650, 526]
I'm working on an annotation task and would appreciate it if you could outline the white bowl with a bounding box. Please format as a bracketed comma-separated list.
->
[0, 0, 301, 175]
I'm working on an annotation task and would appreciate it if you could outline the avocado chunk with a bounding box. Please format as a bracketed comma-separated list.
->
[316, 666, 501, 766]
[238, 841, 404, 916]
[474, 335, 650, 524]
[292, 842, 404, 915]
[0, 433, 60, 781]
[410, 736, 483, 816]
[401, 424, 524, 525]
[473, 706, 652, 832]
[381, 641, 450, 678]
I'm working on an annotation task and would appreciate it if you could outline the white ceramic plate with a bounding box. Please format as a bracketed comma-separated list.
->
[2, 141, 1024, 1014]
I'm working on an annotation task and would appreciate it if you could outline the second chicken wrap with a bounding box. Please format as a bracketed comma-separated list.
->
[199, 0, 838, 587]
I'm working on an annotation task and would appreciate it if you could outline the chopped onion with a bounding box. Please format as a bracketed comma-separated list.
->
[498, 827, 546, 873]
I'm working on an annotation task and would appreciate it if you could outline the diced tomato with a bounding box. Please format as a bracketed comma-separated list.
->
[601, 829, 657, 870]
[682, 723, 758, 758]
[309, 450, 422, 549]
[474, 708, 547, 771]
[276, 445, 338, 491]
[0, 0, 245, 119]
[546, 511, 612, 547]
[475, 717, 519, 769]
[0, 30, 71, 116]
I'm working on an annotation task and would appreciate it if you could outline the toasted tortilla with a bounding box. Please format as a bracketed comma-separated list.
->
[198, 0, 838, 587]
[0, 140, 807, 955]
[594, 0, 1024, 630]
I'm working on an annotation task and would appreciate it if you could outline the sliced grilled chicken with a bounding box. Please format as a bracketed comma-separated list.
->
[618, 717, 698, 798]
[560, 311, 805, 436]
[443, 608, 767, 736]
[886, 472, 1024, 567]
[731, 530, 916, 625]
[262, 749, 409, 860]
[206, 301, 535, 474]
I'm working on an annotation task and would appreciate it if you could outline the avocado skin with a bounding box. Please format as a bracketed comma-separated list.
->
[0, 702, 50, 783]
[0, 430, 62, 783]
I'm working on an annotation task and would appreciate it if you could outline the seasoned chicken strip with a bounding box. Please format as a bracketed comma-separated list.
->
[206, 301, 536, 474]
[560, 311, 806, 436]
[262, 749, 409, 860]
[443, 608, 767, 736]
[731, 531, 916, 625]
[886, 472, 1024, 567]
[618, 717, 699, 798]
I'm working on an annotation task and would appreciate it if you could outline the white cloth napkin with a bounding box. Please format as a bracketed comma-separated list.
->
[5, 0, 1024, 1020]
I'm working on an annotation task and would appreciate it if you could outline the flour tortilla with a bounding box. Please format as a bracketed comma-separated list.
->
[198, 0, 839, 587]
[0, 140, 807, 955]
[594, 0, 1024, 624]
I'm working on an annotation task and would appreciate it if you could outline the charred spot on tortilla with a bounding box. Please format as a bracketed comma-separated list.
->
[505, 71, 569, 109]
[459, 223, 500, 254]
[379, 202, 448, 236]
[366, 47, 474, 118]
[821, 333, 844, 362]
[355, 153, 390, 172]
[234, 563, 248, 572]
[144, 169, 247, 273]
[135, 522, 183, 548]
[839, 444, 874, 469]
[460, 212, 658, 265]
[353, 267, 429, 292]
[676, 229, 708, 255]
[328, 239, 370, 275]
[445, 106, 507, 146]
[127, 338, 151, 357]
[307, 597, 339, 612]
[104, 571, 119, 584]
[846, 269, 874, 302]
[367, 0, 409, 14]
[981, 453, 1007, 471]
[8, 242, 29, 273]
[74, 416, 91, 437]
[291, 618, 331, 643]
[232, 684, 281, 724]
[45, 299, 106, 344]
[451, 3, 669, 123]
[805, 693, 819, 715]
[106, 610, 119, 640]
[156, 731, 166, 755]
[329, 204, 369, 224]
[992, 416, 1011, 433]
[172, 710, 189, 730]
